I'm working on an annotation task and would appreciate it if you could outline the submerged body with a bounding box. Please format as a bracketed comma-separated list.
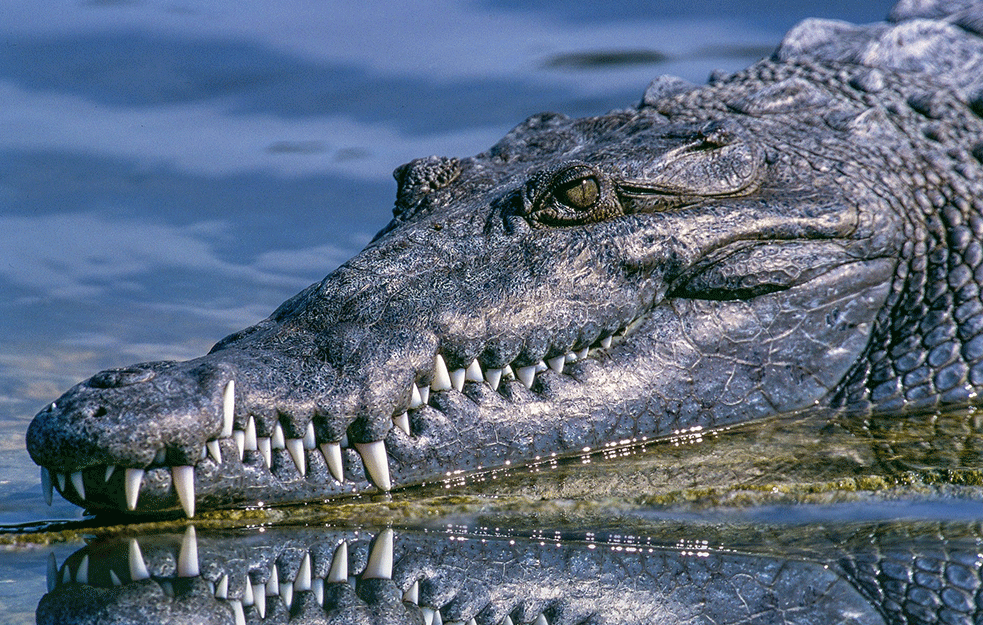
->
[26, 0, 983, 517]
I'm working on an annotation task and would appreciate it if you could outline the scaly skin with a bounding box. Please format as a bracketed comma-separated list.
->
[26, 0, 983, 516]
[37, 522, 983, 624]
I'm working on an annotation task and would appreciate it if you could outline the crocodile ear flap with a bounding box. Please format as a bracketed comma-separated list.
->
[639, 121, 763, 197]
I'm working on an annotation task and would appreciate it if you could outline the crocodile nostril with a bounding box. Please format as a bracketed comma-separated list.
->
[87, 367, 156, 389]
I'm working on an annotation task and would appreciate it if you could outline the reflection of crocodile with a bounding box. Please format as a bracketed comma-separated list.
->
[37, 522, 983, 624]
[26, 0, 983, 517]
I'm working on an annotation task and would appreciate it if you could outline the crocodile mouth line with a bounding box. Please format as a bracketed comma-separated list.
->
[38, 317, 642, 518]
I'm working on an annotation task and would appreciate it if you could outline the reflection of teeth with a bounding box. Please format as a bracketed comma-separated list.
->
[364, 529, 394, 580]
[465, 359, 483, 382]
[207, 440, 222, 464]
[320, 443, 344, 482]
[286, 438, 306, 476]
[257, 437, 271, 467]
[76, 554, 89, 585]
[105, 465, 116, 482]
[178, 526, 199, 577]
[393, 412, 411, 435]
[409, 384, 423, 409]
[313, 577, 324, 606]
[517, 365, 537, 389]
[403, 579, 419, 604]
[304, 422, 316, 449]
[355, 440, 391, 491]
[432, 355, 452, 391]
[327, 541, 348, 583]
[124, 468, 144, 511]
[108, 569, 121, 586]
[55, 472, 66, 492]
[222, 381, 235, 437]
[295, 553, 312, 591]
[128, 538, 150, 581]
[46, 553, 57, 592]
[154, 449, 167, 465]
[172, 465, 195, 517]
[41, 468, 53, 505]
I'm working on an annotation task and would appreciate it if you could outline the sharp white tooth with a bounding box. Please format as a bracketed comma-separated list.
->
[295, 553, 312, 591]
[46, 553, 57, 592]
[109, 569, 122, 586]
[172, 465, 196, 518]
[128, 538, 150, 581]
[503, 617, 514, 625]
[266, 566, 279, 596]
[517, 365, 537, 389]
[280, 580, 294, 609]
[233, 430, 245, 460]
[304, 422, 316, 449]
[547, 355, 565, 374]
[55, 472, 66, 492]
[252, 584, 266, 617]
[245, 417, 257, 451]
[433, 609, 444, 625]
[207, 440, 222, 464]
[76, 554, 89, 585]
[243, 579, 254, 606]
[178, 526, 199, 577]
[502, 365, 514, 379]
[465, 359, 483, 381]
[286, 438, 306, 476]
[222, 380, 235, 437]
[216, 574, 229, 599]
[534, 360, 547, 373]
[104, 465, 116, 482]
[422, 608, 435, 625]
[431, 354, 452, 391]
[363, 529, 394, 580]
[600, 335, 613, 349]
[327, 541, 348, 583]
[403, 580, 419, 604]
[485, 368, 503, 391]
[577, 347, 589, 360]
[313, 577, 324, 606]
[257, 437, 271, 468]
[272, 422, 285, 449]
[230, 599, 245, 625]
[450, 367, 466, 391]
[200, 445, 208, 461]
[340, 433, 349, 448]
[320, 442, 344, 482]
[393, 412, 411, 436]
[355, 440, 391, 491]
[409, 384, 423, 409]
[62, 563, 70, 585]
[41, 467, 53, 505]
[534, 615, 549, 625]
[124, 468, 144, 511]
[418, 385, 430, 405]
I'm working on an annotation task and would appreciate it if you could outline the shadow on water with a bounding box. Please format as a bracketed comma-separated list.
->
[4, 404, 982, 623]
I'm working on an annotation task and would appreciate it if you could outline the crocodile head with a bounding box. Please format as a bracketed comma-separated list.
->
[27, 64, 912, 517]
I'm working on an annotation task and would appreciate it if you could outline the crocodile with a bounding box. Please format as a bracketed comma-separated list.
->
[25, 0, 983, 517]
[36, 521, 983, 624]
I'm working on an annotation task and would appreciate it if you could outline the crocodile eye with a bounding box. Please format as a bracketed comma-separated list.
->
[555, 176, 600, 210]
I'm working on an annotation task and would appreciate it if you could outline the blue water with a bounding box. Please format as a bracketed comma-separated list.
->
[0, 0, 916, 621]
